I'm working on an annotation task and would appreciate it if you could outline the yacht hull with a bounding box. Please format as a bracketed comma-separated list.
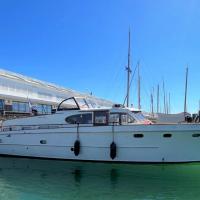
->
[0, 124, 200, 163]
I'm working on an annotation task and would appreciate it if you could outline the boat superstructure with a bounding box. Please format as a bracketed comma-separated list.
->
[0, 97, 200, 163]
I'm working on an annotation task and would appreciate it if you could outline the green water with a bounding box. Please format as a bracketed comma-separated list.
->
[0, 157, 199, 200]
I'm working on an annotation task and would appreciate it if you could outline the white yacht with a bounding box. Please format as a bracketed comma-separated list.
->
[0, 97, 200, 163]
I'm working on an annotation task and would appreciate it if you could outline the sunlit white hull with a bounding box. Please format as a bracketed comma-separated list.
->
[0, 124, 200, 163]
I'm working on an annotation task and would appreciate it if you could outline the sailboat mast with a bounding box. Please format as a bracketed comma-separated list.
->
[166, 92, 168, 114]
[157, 84, 159, 113]
[184, 66, 188, 114]
[126, 30, 131, 107]
[163, 80, 166, 114]
[151, 92, 154, 115]
[137, 61, 141, 110]
[169, 92, 171, 114]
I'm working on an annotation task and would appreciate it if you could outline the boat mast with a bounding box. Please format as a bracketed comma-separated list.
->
[169, 92, 171, 114]
[163, 80, 166, 114]
[137, 61, 141, 110]
[157, 84, 159, 113]
[126, 30, 131, 107]
[151, 92, 154, 115]
[166, 93, 168, 114]
[184, 66, 188, 114]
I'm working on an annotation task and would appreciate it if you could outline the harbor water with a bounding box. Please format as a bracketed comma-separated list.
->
[0, 157, 200, 200]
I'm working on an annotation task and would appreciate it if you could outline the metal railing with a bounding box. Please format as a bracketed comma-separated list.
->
[0, 122, 121, 132]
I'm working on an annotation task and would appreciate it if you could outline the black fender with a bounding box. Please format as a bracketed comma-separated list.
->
[110, 142, 117, 159]
[74, 140, 80, 156]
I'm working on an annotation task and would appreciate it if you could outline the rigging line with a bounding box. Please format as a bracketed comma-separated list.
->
[123, 63, 138, 106]
[104, 56, 127, 100]
[139, 63, 154, 99]
[112, 74, 125, 101]
[112, 65, 124, 94]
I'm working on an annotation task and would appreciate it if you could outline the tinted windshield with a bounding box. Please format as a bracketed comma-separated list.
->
[76, 98, 89, 109]
[133, 113, 146, 122]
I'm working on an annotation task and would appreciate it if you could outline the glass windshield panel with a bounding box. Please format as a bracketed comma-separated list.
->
[121, 114, 127, 124]
[59, 98, 79, 110]
[76, 98, 89, 109]
[134, 113, 146, 121]
[86, 99, 97, 108]
[121, 113, 135, 124]
[127, 114, 135, 123]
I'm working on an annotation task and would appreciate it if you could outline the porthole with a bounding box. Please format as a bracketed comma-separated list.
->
[40, 140, 47, 144]
[163, 133, 172, 138]
[71, 147, 74, 151]
[134, 134, 144, 138]
[192, 133, 200, 137]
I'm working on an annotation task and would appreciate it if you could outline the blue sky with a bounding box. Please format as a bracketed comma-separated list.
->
[0, 0, 199, 113]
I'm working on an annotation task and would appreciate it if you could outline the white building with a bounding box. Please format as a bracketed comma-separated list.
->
[0, 69, 113, 117]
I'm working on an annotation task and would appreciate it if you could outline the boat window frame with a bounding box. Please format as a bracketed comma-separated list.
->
[65, 113, 93, 124]
[109, 112, 135, 125]
[109, 113, 120, 125]
[93, 110, 109, 126]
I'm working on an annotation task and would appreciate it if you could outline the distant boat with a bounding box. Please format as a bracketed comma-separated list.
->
[154, 112, 191, 124]
[0, 96, 200, 163]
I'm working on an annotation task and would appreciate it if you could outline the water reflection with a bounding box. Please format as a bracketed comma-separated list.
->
[0, 157, 199, 200]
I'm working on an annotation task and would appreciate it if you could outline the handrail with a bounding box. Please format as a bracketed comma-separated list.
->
[1, 123, 90, 132]
[0, 121, 124, 132]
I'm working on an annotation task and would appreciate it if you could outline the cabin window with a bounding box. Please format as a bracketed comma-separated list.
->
[163, 133, 172, 138]
[94, 111, 108, 126]
[192, 133, 200, 137]
[65, 113, 92, 124]
[109, 113, 120, 124]
[121, 114, 127, 124]
[121, 114, 135, 125]
[134, 134, 144, 138]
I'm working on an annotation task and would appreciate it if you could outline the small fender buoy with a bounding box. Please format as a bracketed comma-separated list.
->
[110, 142, 117, 160]
[74, 140, 80, 156]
